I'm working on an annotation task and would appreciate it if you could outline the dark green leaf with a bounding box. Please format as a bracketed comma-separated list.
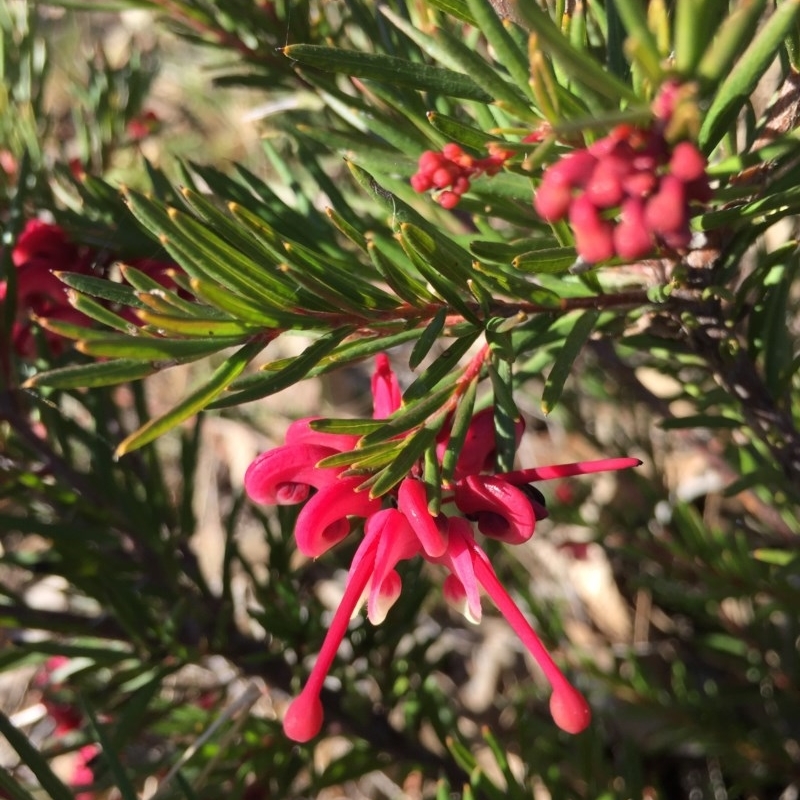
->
[23, 359, 159, 390]
[541, 309, 599, 414]
[0, 711, 74, 800]
[282, 45, 494, 102]
[115, 338, 266, 455]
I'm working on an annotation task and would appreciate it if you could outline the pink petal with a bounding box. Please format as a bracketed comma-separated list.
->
[371, 353, 402, 418]
[437, 517, 482, 623]
[442, 574, 478, 623]
[454, 475, 536, 544]
[283, 535, 380, 742]
[367, 509, 421, 623]
[294, 476, 382, 557]
[397, 478, 448, 558]
[284, 417, 361, 451]
[470, 544, 591, 734]
[244, 444, 344, 505]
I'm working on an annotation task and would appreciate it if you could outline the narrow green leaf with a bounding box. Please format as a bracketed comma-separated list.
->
[421, 0, 476, 25]
[189, 277, 303, 327]
[0, 711, 74, 800]
[541, 309, 599, 414]
[77, 333, 244, 360]
[82, 702, 138, 800]
[321, 439, 402, 470]
[659, 414, 744, 430]
[607, 0, 663, 80]
[700, 0, 800, 152]
[513, 2, 639, 103]
[466, 0, 535, 98]
[310, 418, 386, 435]
[282, 44, 494, 103]
[361, 384, 457, 446]
[115, 338, 266, 455]
[488, 359, 518, 471]
[440, 378, 478, 485]
[675, 0, 726, 76]
[326, 207, 368, 251]
[367, 238, 436, 307]
[68, 291, 146, 334]
[56, 271, 146, 308]
[379, 7, 535, 117]
[752, 548, 797, 566]
[410, 308, 449, 369]
[697, 0, 768, 88]
[513, 247, 577, 273]
[404, 330, 483, 402]
[207, 329, 352, 409]
[134, 312, 256, 337]
[426, 112, 501, 152]
[23, 358, 159, 390]
[221, 326, 433, 407]
[399, 224, 480, 322]
[367, 426, 440, 498]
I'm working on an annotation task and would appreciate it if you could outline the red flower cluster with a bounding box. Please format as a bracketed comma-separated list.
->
[1, 220, 95, 357]
[534, 95, 711, 263]
[245, 354, 640, 742]
[1, 219, 181, 358]
[410, 143, 511, 209]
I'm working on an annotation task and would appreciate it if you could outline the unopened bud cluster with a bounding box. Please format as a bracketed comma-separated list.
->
[411, 142, 511, 209]
[534, 79, 711, 264]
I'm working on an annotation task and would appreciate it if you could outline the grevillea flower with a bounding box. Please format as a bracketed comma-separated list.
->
[534, 84, 711, 263]
[410, 143, 513, 209]
[245, 355, 641, 742]
[2, 220, 95, 357]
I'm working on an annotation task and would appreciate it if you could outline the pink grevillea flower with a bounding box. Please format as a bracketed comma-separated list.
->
[2, 220, 95, 356]
[410, 142, 513, 209]
[245, 355, 641, 742]
[534, 83, 711, 263]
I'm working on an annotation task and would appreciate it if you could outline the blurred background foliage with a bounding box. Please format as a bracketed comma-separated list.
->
[1, 0, 799, 798]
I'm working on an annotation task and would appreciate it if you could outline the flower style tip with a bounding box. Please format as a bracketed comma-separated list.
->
[283, 533, 380, 741]
[549, 682, 591, 734]
[470, 545, 589, 734]
[283, 690, 323, 743]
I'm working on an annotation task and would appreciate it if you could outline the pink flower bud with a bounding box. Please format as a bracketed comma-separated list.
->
[644, 175, 688, 237]
[613, 198, 654, 260]
[418, 151, 442, 173]
[438, 190, 461, 209]
[410, 173, 432, 192]
[585, 158, 629, 209]
[669, 141, 707, 183]
[622, 170, 658, 198]
[569, 195, 615, 263]
[533, 178, 573, 222]
[442, 143, 464, 161]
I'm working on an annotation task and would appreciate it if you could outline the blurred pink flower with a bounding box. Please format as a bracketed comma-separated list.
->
[2, 220, 94, 357]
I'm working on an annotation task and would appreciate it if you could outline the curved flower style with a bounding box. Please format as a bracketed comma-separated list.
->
[245, 355, 641, 742]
